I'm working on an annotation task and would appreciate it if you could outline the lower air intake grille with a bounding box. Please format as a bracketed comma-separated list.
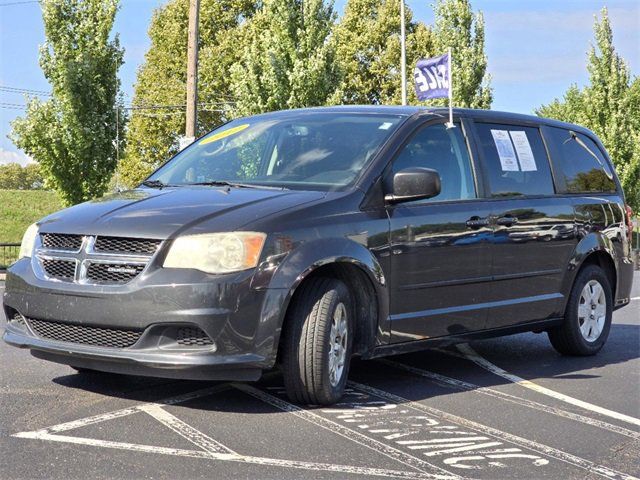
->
[176, 327, 214, 346]
[42, 259, 76, 280]
[27, 318, 142, 348]
[86, 263, 145, 284]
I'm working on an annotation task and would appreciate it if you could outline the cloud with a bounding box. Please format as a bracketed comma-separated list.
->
[0, 148, 34, 167]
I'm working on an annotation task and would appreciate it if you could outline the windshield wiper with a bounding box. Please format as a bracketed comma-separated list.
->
[141, 179, 167, 189]
[187, 181, 287, 190]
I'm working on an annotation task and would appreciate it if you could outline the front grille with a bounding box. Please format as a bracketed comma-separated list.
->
[176, 327, 214, 346]
[86, 263, 145, 284]
[42, 259, 76, 280]
[41, 233, 83, 251]
[94, 237, 161, 256]
[36, 234, 161, 285]
[27, 318, 142, 348]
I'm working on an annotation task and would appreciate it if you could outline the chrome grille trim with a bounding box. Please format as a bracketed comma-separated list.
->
[33, 234, 162, 285]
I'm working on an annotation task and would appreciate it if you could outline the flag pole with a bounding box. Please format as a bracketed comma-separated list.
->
[447, 47, 453, 127]
[400, 0, 407, 106]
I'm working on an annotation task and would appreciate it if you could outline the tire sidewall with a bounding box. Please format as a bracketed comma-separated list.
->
[566, 266, 613, 353]
[320, 282, 354, 401]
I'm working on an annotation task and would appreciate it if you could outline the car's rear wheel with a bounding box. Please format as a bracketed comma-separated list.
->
[281, 277, 354, 405]
[548, 264, 613, 356]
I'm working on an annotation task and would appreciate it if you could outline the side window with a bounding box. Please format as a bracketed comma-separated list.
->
[475, 123, 555, 197]
[545, 127, 616, 193]
[392, 123, 476, 202]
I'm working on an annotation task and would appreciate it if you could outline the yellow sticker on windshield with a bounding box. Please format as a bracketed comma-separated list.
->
[199, 124, 250, 145]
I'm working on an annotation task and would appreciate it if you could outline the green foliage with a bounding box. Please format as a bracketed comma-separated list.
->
[332, 0, 413, 105]
[423, 0, 492, 108]
[331, 0, 490, 108]
[537, 8, 640, 211]
[228, 0, 339, 117]
[10, 0, 124, 206]
[0, 163, 44, 190]
[119, 0, 258, 187]
[0, 190, 63, 243]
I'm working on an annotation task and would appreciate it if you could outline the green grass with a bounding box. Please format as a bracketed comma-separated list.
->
[0, 189, 64, 243]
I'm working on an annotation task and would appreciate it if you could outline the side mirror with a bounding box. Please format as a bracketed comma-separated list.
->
[385, 167, 441, 204]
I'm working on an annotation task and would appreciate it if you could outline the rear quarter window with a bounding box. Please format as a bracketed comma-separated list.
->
[475, 122, 555, 197]
[545, 127, 617, 194]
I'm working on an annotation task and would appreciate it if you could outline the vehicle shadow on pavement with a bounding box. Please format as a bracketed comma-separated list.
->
[49, 323, 639, 411]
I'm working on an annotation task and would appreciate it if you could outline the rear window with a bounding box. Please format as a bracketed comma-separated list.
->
[545, 127, 616, 193]
[475, 123, 555, 197]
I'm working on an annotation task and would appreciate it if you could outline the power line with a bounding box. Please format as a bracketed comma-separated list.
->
[0, 0, 40, 6]
[0, 102, 27, 109]
[0, 85, 52, 96]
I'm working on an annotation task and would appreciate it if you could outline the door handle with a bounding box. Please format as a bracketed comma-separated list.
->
[466, 216, 490, 229]
[496, 216, 518, 227]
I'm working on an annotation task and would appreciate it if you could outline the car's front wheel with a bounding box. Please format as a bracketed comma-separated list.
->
[281, 277, 354, 405]
[548, 264, 613, 356]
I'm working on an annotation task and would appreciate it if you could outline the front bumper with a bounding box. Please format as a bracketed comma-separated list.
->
[2, 258, 279, 381]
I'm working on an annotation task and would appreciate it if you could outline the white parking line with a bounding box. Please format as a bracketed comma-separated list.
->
[140, 404, 237, 455]
[15, 430, 438, 479]
[350, 381, 638, 480]
[456, 343, 640, 428]
[33, 384, 233, 435]
[13, 383, 451, 480]
[379, 359, 640, 440]
[233, 383, 460, 479]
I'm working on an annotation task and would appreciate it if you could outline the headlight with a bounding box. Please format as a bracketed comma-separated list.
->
[163, 232, 267, 274]
[18, 223, 39, 259]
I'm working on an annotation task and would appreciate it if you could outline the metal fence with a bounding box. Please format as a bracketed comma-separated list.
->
[0, 243, 20, 272]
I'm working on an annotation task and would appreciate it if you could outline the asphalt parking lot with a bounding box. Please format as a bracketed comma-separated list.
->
[1, 273, 638, 480]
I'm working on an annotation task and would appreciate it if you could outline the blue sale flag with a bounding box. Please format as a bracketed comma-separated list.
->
[414, 53, 450, 101]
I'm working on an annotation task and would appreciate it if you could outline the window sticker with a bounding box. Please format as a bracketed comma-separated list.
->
[199, 124, 250, 146]
[379, 122, 393, 130]
[509, 130, 537, 171]
[490, 129, 519, 171]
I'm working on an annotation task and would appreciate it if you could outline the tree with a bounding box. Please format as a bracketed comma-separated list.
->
[332, 0, 407, 105]
[331, 0, 490, 108]
[0, 163, 43, 190]
[537, 8, 640, 210]
[423, 0, 491, 108]
[228, 0, 340, 117]
[10, 0, 124, 205]
[119, 0, 258, 188]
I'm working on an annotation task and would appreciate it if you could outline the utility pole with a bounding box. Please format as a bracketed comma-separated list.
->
[185, 0, 200, 141]
[400, 0, 407, 106]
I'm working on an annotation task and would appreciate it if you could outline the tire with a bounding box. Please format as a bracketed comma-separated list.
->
[548, 265, 613, 356]
[281, 277, 354, 405]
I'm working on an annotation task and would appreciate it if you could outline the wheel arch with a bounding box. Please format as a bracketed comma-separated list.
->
[257, 238, 389, 368]
[562, 232, 618, 312]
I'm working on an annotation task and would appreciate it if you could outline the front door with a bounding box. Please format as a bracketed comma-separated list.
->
[387, 121, 493, 342]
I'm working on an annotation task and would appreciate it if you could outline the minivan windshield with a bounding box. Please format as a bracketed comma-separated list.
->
[148, 112, 404, 191]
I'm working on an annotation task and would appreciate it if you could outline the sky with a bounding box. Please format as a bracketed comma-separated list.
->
[0, 0, 638, 166]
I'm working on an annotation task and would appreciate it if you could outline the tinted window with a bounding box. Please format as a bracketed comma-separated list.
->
[392, 123, 476, 202]
[150, 113, 403, 191]
[546, 127, 616, 193]
[476, 123, 555, 197]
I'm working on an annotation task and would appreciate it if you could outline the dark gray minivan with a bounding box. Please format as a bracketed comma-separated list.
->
[3, 107, 635, 405]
